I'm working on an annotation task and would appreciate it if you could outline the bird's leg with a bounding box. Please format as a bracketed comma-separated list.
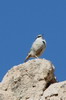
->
[34, 55, 39, 59]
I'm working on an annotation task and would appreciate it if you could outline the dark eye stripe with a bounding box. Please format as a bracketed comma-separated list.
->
[37, 36, 41, 38]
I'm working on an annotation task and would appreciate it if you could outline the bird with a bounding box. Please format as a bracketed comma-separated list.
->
[24, 34, 46, 62]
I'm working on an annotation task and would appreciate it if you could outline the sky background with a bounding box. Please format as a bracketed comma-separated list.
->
[0, 0, 66, 82]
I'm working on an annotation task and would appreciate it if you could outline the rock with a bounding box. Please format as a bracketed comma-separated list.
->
[0, 90, 16, 100]
[0, 59, 56, 100]
[42, 81, 66, 100]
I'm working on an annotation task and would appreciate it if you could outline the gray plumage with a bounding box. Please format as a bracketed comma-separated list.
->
[24, 34, 46, 62]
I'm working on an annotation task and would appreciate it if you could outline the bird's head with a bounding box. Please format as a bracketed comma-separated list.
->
[37, 34, 44, 39]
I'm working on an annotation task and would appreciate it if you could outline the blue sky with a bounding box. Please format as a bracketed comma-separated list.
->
[0, 0, 66, 81]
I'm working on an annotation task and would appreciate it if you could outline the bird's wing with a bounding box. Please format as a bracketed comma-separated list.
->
[35, 45, 44, 56]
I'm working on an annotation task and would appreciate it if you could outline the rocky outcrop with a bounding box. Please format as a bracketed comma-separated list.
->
[0, 59, 66, 100]
[42, 81, 66, 100]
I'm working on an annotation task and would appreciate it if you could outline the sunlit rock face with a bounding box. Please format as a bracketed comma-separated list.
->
[1, 59, 66, 100]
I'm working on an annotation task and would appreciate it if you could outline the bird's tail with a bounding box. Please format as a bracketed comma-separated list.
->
[24, 54, 31, 62]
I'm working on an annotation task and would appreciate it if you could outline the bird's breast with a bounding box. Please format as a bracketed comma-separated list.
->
[32, 39, 46, 51]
